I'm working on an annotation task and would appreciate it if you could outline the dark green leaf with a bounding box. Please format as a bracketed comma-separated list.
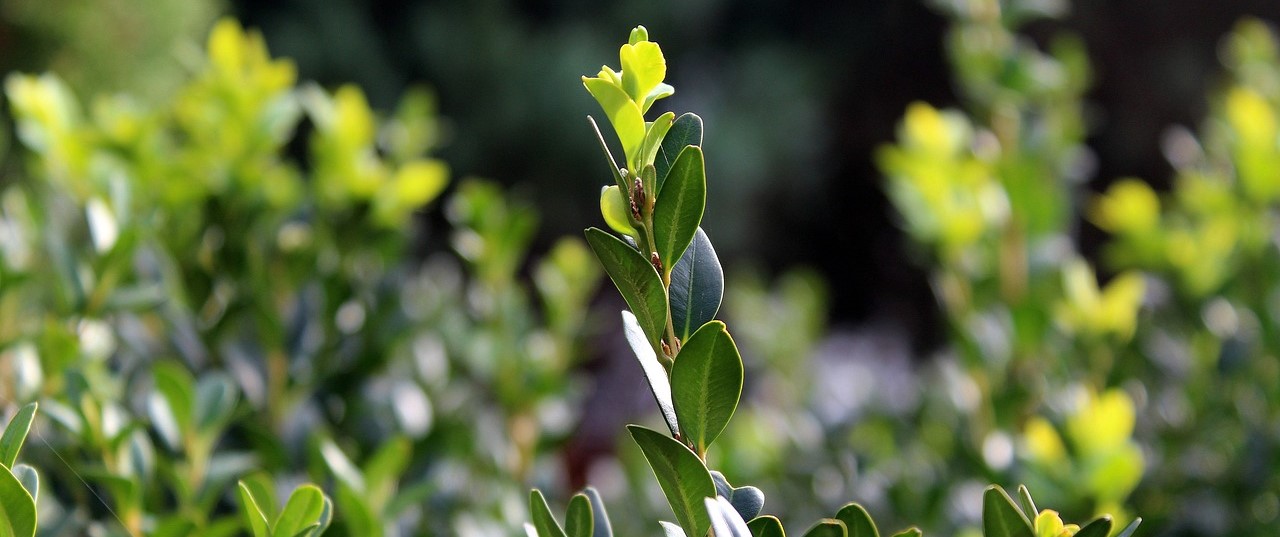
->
[10, 465, 36, 504]
[529, 489, 567, 537]
[0, 464, 36, 537]
[802, 519, 847, 537]
[730, 486, 764, 521]
[671, 321, 743, 455]
[628, 425, 716, 537]
[585, 227, 668, 349]
[888, 529, 921, 537]
[653, 146, 706, 276]
[982, 486, 1033, 537]
[565, 493, 594, 537]
[1015, 485, 1037, 520]
[622, 311, 679, 437]
[1114, 517, 1142, 537]
[0, 403, 37, 468]
[747, 516, 786, 537]
[273, 485, 328, 537]
[656, 113, 703, 191]
[835, 503, 880, 537]
[237, 481, 271, 537]
[1073, 516, 1112, 537]
[669, 228, 723, 341]
[583, 487, 613, 537]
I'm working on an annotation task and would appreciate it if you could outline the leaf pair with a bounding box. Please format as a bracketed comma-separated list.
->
[527, 487, 612, 537]
[237, 478, 333, 537]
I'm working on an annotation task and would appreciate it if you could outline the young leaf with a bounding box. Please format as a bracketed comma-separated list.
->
[656, 113, 703, 190]
[747, 516, 787, 537]
[0, 464, 36, 537]
[888, 529, 921, 537]
[627, 425, 716, 537]
[583, 487, 613, 537]
[10, 465, 36, 504]
[622, 311, 680, 437]
[982, 486, 1033, 537]
[802, 519, 848, 537]
[653, 146, 706, 275]
[671, 321, 743, 455]
[707, 496, 752, 537]
[1072, 516, 1112, 537]
[1015, 486, 1037, 521]
[583, 78, 645, 168]
[669, 228, 723, 341]
[640, 112, 677, 171]
[273, 485, 328, 537]
[0, 402, 37, 468]
[565, 493, 594, 537]
[529, 489, 568, 537]
[585, 227, 668, 349]
[619, 41, 666, 107]
[835, 503, 880, 537]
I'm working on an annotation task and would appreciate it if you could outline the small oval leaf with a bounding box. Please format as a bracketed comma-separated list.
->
[802, 519, 848, 537]
[565, 493, 594, 537]
[656, 113, 704, 190]
[671, 321, 743, 455]
[0, 403, 37, 468]
[835, 503, 880, 537]
[747, 515, 786, 537]
[584, 487, 613, 537]
[273, 485, 328, 537]
[982, 486, 1033, 537]
[586, 227, 668, 349]
[628, 425, 716, 537]
[529, 489, 568, 537]
[622, 311, 679, 437]
[670, 228, 723, 341]
[0, 464, 36, 537]
[653, 146, 706, 274]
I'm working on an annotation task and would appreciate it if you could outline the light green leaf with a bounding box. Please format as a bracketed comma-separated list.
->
[982, 486, 1033, 537]
[10, 465, 36, 504]
[583, 78, 645, 169]
[584, 487, 613, 537]
[669, 228, 723, 341]
[622, 311, 679, 437]
[671, 321, 742, 455]
[0, 403, 37, 468]
[802, 519, 847, 537]
[653, 146, 706, 276]
[656, 114, 703, 191]
[835, 503, 880, 537]
[628, 425, 716, 537]
[0, 464, 37, 537]
[619, 41, 666, 107]
[601, 186, 637, 236]
[237, 481, 271, 537]
[1072, 516, 1112, 537]
[239, 473, 279, 522]
[529, 489, 567, 537]
[642, 83, 676, 116]
[565, 493, 593, 537]
[585, 227, 667, 349]
[747, 515, 786, 537]
[273, 485, 328, 537]
[336, 484, 379, 537]
[640, 112, 676, 171]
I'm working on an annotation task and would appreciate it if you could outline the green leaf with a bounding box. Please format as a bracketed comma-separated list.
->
[707, 496, 752, 537]
[835, 503, 880, 537]
[1072, 516, 1112, 537]
[565, 493, 593, 537]
[583, 487, 613, 537]
[627, 425, 716, 537]
[669, 228, 723, 341]
[10, 465, 36, 504]
[671, 321, 743, 455]
[1114, 518, 1142, 537]
[0, 403, 37, 468]
[529, 489, 567, 537]
[150, 363, 196, 450]
[888, 529, 921, 537]
[653, 146, 706, 276]
[585, 227, 668, 349]
[195, 373, 238, 432]
[0, 464, 37, 537]
[601, 186, 637, 236]
[982, 486, 1033, 537]
[335, 484, 379, 537]
[1015, 486, 1037, 521]
[240, 473, 280, 522]
[622, 311, 679, 437]
[237, 481, 272, 537]
[640, 112, 677, 171]
[656, 113, 703, 191]
[729, 485, 764, 521]
[747, 516, 787, 537]
[273, 485, 328, 537]
[583, 78, 645, 168]
[619, 41, 666, 107]
[802, 519, 848, 537]
[642, 83, 675, 116]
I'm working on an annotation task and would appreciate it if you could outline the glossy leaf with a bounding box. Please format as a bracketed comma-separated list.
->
[583, 78, 645, 167]
[600, 185, 637, 236]
[565, 493, 593, 537]
[802, 519, 847, 537]
[669, 228, 723, 341]
[835, 503, 880, 537]
[656, 113, 703, 190]
[0, 403, 37, 468]
[584, 487, 613, 537]
[653, 146, 706, 275]
[529, 489, 567, 537]
[982, 486, 1033, 537]
[273, 485, 329, 537]
[671, 321, 743, 455]
[619, 41, 666, 107]
[747, 516, 786, 537]
[0, 464, 37, 537]
[707, 496, 752, 537]
[622, 311, 679, 437]
[628, 425, 716, 537]
[1073, 516, 1112, 537]
[238, 481, 272, 537]
[586, 227, 668, 349]
[640, 112, 677, 171]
